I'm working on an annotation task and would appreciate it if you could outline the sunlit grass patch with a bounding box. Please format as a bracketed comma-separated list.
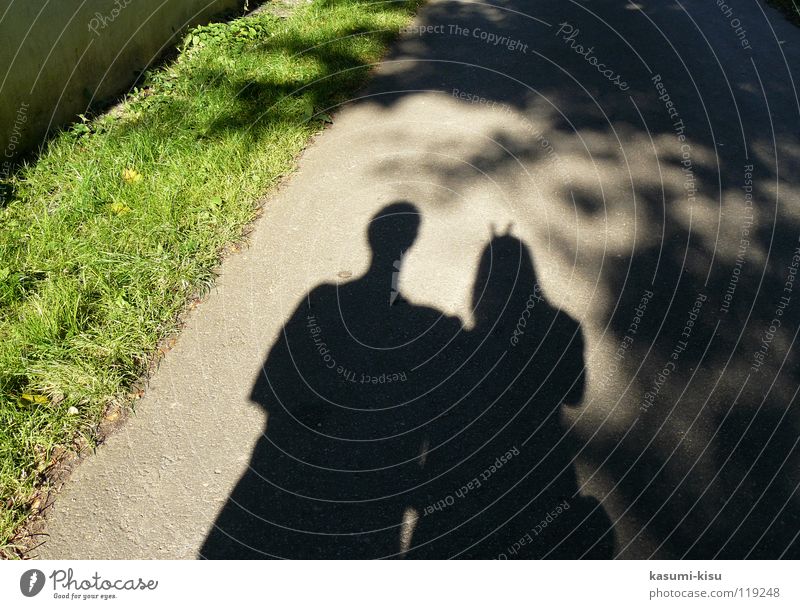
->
[0, 0, 423, 556]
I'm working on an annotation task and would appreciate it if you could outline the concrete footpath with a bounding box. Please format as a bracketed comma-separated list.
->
[38, 0, 800, 559]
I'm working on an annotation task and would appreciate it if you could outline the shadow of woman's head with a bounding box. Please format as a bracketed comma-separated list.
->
[471, 230, 539, 326]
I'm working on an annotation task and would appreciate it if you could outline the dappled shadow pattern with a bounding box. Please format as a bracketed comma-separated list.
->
[314, 0, 799, 558]
[183, 0, 799, 558]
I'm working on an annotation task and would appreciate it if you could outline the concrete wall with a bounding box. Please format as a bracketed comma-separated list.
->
[0, 0, 244, 170]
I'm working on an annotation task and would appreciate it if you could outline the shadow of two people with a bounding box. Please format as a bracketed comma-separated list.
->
[199, 201, 614, 559]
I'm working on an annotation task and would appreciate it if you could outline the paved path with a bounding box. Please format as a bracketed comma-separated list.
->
[38, 0, 800, 559]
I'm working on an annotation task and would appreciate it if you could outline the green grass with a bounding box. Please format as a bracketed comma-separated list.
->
[767, 0, 800, 25]
[0, 0, 422, 556]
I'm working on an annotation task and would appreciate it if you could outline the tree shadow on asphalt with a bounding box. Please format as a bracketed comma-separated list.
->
[190, 0, 800, 558]
[347, 0, 800, 558]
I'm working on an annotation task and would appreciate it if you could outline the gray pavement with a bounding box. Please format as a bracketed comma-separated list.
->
[37, 0, 800, 559]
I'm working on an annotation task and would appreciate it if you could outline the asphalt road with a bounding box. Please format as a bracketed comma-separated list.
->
[38, 0, 800, 559]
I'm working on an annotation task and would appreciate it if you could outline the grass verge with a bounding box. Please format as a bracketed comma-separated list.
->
[767, 0, 800, 25]
[0, 0, 422, 557]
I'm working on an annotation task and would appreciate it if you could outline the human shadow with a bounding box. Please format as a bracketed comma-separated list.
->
[411, 232, 613, 559]
[199, 201, 463, 558]
[200, 205, 612, 559]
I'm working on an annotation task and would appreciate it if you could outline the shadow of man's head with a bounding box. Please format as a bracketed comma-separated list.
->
[367, 201, 420, 268]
